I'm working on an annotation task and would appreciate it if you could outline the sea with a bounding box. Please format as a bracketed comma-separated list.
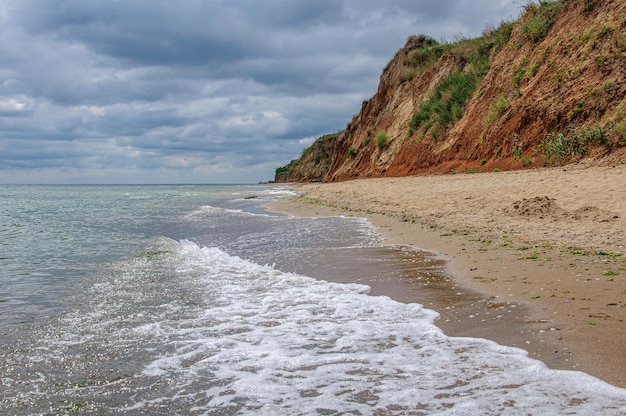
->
[1, 184, 624, 415]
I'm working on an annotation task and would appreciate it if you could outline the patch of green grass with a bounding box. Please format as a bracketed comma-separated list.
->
[521, 156, 535, 167]
[403, 35, 448, 73]
[452, 169, 483, 174]
[597, 25, 614, 40]
[570, 249, 622, 258]
[513, 64, 527, 88]
[541, 124, 608, 162]
[528, 62, 541, 77]
[409, 70, 479, 138]
[486, 95, 511, 125]
[376, 131, 391, 150]
[615, 36, 626, 54]
[347, 146, 358, 159]
[614, 122, 626, 141]
[578, 0, 594, 13]
[596, 251, 622, 257]
[521, 0, 565, 42]
[407, 20, 513, 139]
[400, 67, 416, 83]
[603, 271, 619, 276]
[577, 29, 594, 44]
[551, 69, 567, 83]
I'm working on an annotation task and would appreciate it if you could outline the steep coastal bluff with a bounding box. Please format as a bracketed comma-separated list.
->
[275, 0, 626, 182]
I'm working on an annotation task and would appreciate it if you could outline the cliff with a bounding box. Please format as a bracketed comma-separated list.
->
[276, 0, 626, 182]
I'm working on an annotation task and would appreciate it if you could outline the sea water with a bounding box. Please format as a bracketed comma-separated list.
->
[0, 184, 624, 415]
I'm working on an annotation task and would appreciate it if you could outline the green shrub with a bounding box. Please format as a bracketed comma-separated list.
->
[407, 19, 513, 140]
[541, 124, 607, 161]
[376, 131, 391, 150]
[579, 125, 607, 145]
[400, 68, 415, 83]
[484, 21, 515, 50]
[597, 25, 614, 40]
[579, 0, 594, 13]
[409, 70, 479, 137]
[403, 36, 448, 72]
[614, 122, 626, 140]
[542, 131, 571, 159]
[275, 167, 289, 175]
[486, 95, 511, 125]
[522, 156, 535, 166]
[347, 146, 358, 158]
[521, 1, 565, 42]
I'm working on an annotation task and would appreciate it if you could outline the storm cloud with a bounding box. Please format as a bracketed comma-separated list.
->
[0, 0, 519, 183]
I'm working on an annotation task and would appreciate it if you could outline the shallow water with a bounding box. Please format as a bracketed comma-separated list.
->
[1, 185, 625, 414]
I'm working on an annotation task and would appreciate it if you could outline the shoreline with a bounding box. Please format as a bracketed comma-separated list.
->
[266, 165, 626, 388]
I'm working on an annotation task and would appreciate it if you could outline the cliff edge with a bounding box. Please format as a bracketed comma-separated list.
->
[276, 0, 626, 182]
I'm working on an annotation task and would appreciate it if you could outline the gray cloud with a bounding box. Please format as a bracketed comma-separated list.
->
[0, 0, 519, 183]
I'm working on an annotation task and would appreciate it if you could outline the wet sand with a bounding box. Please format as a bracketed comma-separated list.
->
[266, 165, 626, 387]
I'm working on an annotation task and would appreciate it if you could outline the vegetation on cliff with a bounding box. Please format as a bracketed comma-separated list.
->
[406, 22, 512, 141]
[276, 0, 626, 182]
[275, 131, 345, 182]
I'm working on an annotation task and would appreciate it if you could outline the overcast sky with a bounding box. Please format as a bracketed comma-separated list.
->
[0, 0, 520, 184]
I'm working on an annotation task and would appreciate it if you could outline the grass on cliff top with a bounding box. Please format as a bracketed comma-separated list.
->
[407, 20, 514, 139]
[521, 0, 565, 42]
[299, 130, 344, 158]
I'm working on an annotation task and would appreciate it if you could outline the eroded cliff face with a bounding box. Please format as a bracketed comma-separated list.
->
[277, 0, 626, 182]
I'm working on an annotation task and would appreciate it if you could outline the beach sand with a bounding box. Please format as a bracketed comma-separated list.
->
[266, 164, 626, 387]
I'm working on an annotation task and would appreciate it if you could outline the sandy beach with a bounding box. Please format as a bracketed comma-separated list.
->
[267, 164, 626, 387]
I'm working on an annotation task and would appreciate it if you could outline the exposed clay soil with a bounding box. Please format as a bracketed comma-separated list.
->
[278, 0, 626, 183]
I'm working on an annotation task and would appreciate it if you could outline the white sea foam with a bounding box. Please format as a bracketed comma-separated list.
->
[184, 204, 245, 219]
[3, 237, 625, 415]
[134, 240, 626, 415]
[3, 185, 622, 415]
[243, 186, 299, 198]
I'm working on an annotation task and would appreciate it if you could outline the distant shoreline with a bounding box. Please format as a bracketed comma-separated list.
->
[266, 165, 626, 388]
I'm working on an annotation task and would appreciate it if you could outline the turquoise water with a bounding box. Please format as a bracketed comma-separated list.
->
[1, 185, 625, 415]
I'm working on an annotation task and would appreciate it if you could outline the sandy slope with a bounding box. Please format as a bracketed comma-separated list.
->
[267, 165, 626, 387]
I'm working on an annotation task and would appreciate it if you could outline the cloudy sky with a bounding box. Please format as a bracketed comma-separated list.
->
[0, 0, 520, 184]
